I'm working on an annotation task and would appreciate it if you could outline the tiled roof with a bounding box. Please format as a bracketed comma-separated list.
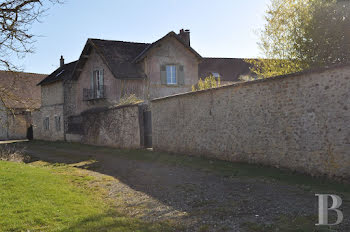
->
[133, 31, 202, 63]
[37, 61, 77, 86]
[72, 31, 202, 80]
[199, 58, 255, 82]
[90, 39, 150, 79]
[0, 71, 46, 109]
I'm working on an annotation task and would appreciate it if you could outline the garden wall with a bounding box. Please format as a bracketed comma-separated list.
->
[78, 104, 143, 149]
[151, 65, 350, 179]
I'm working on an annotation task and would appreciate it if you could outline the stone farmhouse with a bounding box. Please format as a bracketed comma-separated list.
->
[34, 29, 253, 141]
[0, 71, 46, 140]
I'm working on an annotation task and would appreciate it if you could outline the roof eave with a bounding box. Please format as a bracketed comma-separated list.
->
[71, 40, 92, 81]
[133, 31, 202, 63]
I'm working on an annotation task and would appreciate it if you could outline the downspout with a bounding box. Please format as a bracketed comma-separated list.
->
[63, 81, 67, 141]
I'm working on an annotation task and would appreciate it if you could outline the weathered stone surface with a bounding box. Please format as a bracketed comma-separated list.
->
[32, 105, 64, 141]
[33, 80, 65, 141]
[144, 36, 199, 100]
[0, 109, 32, 140]
[41, 81, 64, 106]
[81, 104, 142, 149]
[34, 35, 200, 142]
[152, 65, 350, 179]
[7, 112, 31, 139]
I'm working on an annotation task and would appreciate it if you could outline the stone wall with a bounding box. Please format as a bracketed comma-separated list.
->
[152, 65, 350, 179]
[33, 105, 64, 141]
[41, 82, 64, 106]
[7, 112, 31, 139]
[34, 80, 65, 141]
[144, 36, 200, 100]
[69, 48, 129, 116]
[79, 104, 143, 149]
[0, 104, 32, 140]
[0, 106, 8, 140]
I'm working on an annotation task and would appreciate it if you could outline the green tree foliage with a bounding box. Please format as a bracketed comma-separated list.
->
[117, 94, 143, 106]
[247, 0, 350, 78]
[192, 75, 221, 91]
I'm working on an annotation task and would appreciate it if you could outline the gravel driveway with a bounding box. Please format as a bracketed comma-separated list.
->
[23, 141, 350, 232]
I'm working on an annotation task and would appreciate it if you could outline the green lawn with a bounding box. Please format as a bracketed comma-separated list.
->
[9, 141, 349, 231]
[0, 161, 176, 232]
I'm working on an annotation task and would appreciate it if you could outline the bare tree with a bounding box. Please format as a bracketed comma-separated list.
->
[0, 0, 61, 131]
[0, 0, 61, 70]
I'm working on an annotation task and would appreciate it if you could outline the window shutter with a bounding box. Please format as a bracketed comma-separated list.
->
[178, 65, 185, 85]
[90, 71, 94, 89]
[160, 65, 167, 85]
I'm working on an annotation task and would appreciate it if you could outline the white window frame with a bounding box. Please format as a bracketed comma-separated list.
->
[166, 65, 177, 85]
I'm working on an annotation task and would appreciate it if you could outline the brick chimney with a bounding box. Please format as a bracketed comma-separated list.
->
[178, 29, 190, 46]
[60, 55, 64, 67]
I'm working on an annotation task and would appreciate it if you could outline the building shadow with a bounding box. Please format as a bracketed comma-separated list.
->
[20, 140, 350, 231]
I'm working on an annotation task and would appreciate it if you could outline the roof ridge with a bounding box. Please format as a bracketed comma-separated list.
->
[133, 31, 202, 63]
[203, 57, 256, 60]
[63, 60, 78, 66]
[0, 70, 48, 76]
[89, 38, 150, 45]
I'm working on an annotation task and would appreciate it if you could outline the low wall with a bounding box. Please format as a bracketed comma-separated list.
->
[152, 65, 350, 179]
[7, 112, 31, 139]
[0, 109, 31, 140]
[79, 104, 143, 149]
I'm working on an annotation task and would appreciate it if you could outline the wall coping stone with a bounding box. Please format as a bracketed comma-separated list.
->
[80, 102, 144, 115]
[152, 62, 350, 102]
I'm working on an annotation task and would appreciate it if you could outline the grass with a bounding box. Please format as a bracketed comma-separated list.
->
[26, 140, 350, 195]
[0, 160, 177, 232]
[6, 141, 350, 231]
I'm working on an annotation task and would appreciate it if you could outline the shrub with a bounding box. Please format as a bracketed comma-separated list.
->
[117, 94, 143, 106]
[192, 75, 220, 91]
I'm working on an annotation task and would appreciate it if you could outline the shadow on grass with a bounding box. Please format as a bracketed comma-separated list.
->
[59, 211, 177, 232]
[19, 140, 350, 231]
[24, 140, 349, 194]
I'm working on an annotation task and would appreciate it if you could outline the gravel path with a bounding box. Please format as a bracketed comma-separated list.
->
[24, 142, 349, 232]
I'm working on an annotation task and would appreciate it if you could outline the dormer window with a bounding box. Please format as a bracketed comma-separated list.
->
[211, 72, 221, 79]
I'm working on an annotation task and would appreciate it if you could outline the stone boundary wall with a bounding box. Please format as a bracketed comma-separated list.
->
[79, 104, 143, 149]
[0, 109, 32, 140]
[151, 65, 350, 179]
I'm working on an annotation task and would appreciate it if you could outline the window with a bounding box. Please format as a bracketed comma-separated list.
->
[160, 64, 184, 86]
[91, 69, 104, 98]
[43, 117, 49, 131]
[55, 116, 61, 131]
[166, 65, 177, 85]
[211, 72, 221, 79]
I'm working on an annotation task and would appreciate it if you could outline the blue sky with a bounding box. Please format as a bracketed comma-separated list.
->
[19, 0, 271, 74]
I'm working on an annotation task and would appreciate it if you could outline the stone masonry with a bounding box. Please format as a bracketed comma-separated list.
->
[151, 65, 350, 179]
[80, 104, 142, 149]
